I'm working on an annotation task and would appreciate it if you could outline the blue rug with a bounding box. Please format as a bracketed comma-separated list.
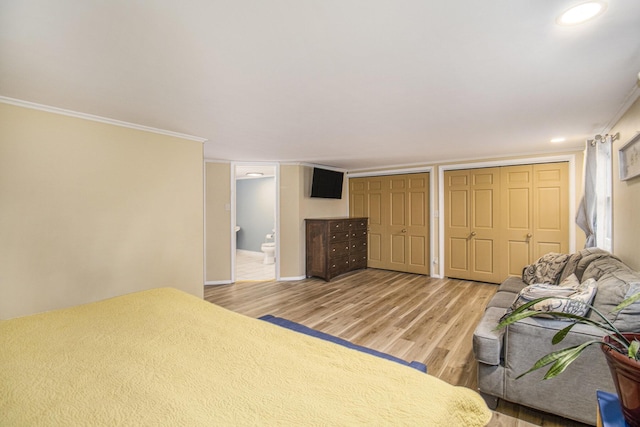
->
[258, 315, 427, 373]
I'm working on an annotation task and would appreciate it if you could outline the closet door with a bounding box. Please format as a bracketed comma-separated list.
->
[387, 173, 430, 275]
[444, 170, 472, 280]
[502, 165, 534, 277]
[447, 162, 570, 283]
[470, 168, 502, 283]
[444, 168, 501, 283]
[350, 176, 386, 269]
[532, 163, 569, 259]
[349, 173, 429, 275]
[501, 162, 569, 277]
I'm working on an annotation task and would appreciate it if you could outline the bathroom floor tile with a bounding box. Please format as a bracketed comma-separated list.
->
[236, 250, 275, 281]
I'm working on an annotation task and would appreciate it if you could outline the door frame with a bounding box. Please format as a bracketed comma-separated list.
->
[347, 166, 435, 275]
[231, 162, 280, 283]
[438, 154, 577, 279]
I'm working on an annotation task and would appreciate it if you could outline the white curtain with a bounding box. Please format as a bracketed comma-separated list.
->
[576, 135, 612, 250]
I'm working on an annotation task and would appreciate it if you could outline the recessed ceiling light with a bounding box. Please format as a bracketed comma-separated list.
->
[246, 172, 264, 177]
[557, 1, 607, 26]
[550, 137, 566, 143]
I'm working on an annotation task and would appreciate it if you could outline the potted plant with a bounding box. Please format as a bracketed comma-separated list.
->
[497, 291, 640, 426]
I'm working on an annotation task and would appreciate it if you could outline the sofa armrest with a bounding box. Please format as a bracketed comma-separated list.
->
[473, 307, 507, 365]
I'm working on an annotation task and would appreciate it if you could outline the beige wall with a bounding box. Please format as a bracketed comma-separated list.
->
[279, 165, 304, 278]
[611, 96, 640, 270]
[203, 163, 348, 280]
[205, 162, 232, 282]
[279, 164, 349, 278]
[0, 103, 204, 319]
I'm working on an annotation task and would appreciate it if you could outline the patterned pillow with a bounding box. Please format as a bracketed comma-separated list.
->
[506, 275, 598, 319]
[522, 252, 570, 285]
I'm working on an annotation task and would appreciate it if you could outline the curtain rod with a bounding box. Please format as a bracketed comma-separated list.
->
[589, 132, 620, 146]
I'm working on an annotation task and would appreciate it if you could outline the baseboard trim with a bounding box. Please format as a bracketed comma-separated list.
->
[278, 275, 306, 281]
[205, 280, 233, 286]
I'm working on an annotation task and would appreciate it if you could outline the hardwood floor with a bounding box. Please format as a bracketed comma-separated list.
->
[204, 268, 590, 427]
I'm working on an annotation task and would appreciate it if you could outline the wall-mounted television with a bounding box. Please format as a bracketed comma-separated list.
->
[310, 167, 344, 199]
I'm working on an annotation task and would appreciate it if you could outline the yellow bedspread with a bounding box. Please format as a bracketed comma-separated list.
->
[0, 288, 491, 426]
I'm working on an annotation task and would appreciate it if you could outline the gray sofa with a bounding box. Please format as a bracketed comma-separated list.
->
[473, 248, 640, 425]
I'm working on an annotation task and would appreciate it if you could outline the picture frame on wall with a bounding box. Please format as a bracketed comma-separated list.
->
[618, 131, 640, 181]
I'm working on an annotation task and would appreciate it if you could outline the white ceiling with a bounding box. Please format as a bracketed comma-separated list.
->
[1, 1, 639, 171]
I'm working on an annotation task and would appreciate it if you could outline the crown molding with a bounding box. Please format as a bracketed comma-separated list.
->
[0, 96, 207, 143]
[601, 83, 640, 135]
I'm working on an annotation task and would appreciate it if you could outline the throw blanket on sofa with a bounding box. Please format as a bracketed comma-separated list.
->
[522, 252, 570, 285]
[0, 288, 491, 426]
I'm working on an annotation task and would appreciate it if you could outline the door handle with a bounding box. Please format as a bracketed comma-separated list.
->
[469, 231, 477, 238]
[526, 233, 532, 242]
[401, 229, 407, 233]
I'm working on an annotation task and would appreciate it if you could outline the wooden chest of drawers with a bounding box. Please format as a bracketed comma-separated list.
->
[305, 217, 368, 281]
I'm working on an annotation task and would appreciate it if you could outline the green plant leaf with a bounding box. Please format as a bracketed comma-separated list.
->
[515, 340, 601, 380]
[497, 305, 618, 336]
[495, 296, 588, 330]
[552, 324, 575, 345]
[495, 309, 542, 330]
[613, 291, 640, 312]
[515, 345, 581, 378]
[629, 339, 639, 360]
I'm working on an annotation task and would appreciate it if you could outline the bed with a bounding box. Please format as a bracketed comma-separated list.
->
[0, 287, 492, 426]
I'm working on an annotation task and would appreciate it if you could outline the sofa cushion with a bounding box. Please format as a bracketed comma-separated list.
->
[522, 252, 569, 285]
[486, 291, 519, 310]
[504, 276, 597, 319]
[498, 276, 527, 294]
[588, 269, 640, 332]
[473, 306, 507, 365]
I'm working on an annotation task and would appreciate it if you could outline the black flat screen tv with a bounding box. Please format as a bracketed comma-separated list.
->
[311, 167, 344, 199]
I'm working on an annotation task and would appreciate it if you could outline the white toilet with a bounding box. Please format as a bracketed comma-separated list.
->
[260, 233, 276, 265]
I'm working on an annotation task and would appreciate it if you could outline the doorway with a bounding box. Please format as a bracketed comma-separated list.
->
[234, 163, 278, 281]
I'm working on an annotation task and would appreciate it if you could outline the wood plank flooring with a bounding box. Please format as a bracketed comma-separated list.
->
[204, 268, 590, 427]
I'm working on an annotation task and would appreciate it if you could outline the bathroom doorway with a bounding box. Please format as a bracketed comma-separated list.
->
[233, 163, 278, 281]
